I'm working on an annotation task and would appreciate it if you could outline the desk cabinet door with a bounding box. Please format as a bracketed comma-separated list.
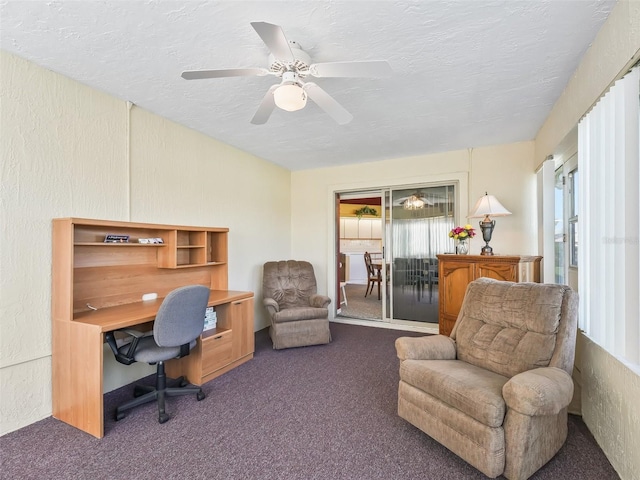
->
[230, 297, 254, 359]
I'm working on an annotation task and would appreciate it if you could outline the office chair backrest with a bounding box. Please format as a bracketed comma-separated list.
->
[153, 285, 210, 347]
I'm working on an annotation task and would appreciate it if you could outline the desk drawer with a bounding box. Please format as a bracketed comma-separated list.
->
[201, 330, 233, 376]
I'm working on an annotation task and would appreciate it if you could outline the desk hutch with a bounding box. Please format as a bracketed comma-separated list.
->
[437, 254, 542, 336]
[52, 218, 254, 438]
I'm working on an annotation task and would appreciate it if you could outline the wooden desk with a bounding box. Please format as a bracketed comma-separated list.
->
[52, 218, 255, 438]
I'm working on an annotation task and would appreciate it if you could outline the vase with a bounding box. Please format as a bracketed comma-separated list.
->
[456, 238, 469, 255]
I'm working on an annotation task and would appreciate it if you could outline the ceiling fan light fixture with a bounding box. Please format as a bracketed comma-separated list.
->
[403, 194, 426, 210]
[273, 83, 307, 112]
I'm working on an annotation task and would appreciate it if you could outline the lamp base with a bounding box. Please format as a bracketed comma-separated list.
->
[479, 220, 496, 256]
[480, 244, 494, 256]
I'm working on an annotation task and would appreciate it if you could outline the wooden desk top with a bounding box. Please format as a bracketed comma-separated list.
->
[73, 290, 253, 332]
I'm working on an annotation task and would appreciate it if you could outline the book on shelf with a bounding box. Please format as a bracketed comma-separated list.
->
[203, 307, 217, 331]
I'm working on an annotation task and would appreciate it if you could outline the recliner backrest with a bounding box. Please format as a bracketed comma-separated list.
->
[263, 260, 318, 310]
[451, 278, 578, 377]
[153, 285, 210, 347]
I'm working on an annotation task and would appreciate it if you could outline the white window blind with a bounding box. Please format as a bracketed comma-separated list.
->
[578, 65, 640, 365]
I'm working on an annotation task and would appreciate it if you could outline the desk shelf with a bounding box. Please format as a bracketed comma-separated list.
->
[52, 217, 253, 438]
[74, 242, 166, 247]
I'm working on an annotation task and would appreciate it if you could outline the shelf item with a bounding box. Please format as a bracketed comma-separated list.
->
[51, 217, 253, 438]
[437, 254, 542, 336]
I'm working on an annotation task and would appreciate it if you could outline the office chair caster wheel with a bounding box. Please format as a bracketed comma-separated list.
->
[197, 391, 205, 401]
[179, 378, 188, 388]
[115, 411, 126, 421]
[158, 413, 170, 424]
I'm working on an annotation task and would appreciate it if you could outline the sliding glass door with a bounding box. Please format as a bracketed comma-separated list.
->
[388, 185, 455, 323]
[336, 183, 456, 327]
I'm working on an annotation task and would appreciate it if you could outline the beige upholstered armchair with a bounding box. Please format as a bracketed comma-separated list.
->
[396, 278, 578, 480]
[262, 260, 332, 350]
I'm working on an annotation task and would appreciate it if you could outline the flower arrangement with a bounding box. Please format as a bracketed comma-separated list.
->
[449, 224, 476, 240]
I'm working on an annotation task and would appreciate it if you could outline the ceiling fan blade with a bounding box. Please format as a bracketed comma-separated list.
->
[303, 82, 353, 125]
[250, 22, 294, 62]
[181, 68, 268, 80]
[250, 85, 279, 125]
[309, 61, 392, 78]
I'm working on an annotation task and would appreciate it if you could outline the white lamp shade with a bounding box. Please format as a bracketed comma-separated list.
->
[273, 84, 307, 112]
[468, 193, 512, 219]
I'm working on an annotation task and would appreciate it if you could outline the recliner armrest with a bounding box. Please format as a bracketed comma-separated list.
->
[395, 335, 457, 361]
[309, 294, 331, 308]
[263, 298, 280, 315]
[503, 367, 574, 416]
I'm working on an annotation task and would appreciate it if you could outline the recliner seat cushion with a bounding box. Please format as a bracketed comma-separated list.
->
[455, 279, 570, 378]
[400, 359, 509, 427]
[273, 307, 329, 323]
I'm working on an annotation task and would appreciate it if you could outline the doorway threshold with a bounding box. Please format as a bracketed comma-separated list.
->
[332, 316, 438, 335]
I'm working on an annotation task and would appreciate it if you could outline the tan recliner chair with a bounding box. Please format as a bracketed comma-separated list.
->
[396, 278, 578, 480]
[262, 260, 332, 349]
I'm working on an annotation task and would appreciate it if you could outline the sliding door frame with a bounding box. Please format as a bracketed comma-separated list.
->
[328, 172, 468, 332]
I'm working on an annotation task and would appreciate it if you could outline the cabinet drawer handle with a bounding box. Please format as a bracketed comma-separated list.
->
[213, 335, 223, 340]
[233, 301, 242, 305]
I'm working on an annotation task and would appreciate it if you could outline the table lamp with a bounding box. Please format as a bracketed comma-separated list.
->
[468, 192, 512, 255]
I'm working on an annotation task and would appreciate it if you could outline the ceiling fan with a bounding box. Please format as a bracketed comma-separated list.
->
[399, 191, 435, 210]
[181, 22, 392, 125]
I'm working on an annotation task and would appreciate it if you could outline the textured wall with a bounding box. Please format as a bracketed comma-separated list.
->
[580, 335, 640, 480]
[0, 51, 129, 434]
[0, 50, 291, 435]
[127, 107, 291, 327]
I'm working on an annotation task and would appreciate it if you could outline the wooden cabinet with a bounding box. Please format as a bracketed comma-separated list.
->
[340, 218, 382, 239]
[51, 218, 253, 438]
[437, 254, 542, 336]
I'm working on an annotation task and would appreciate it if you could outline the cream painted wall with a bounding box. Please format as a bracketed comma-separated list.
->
[127, 107, 291, 318]
[0, 51, 290, 435]
[1, 51, 129, 434]
[533, 2, 640, 479]
[290, 141, 536, 310]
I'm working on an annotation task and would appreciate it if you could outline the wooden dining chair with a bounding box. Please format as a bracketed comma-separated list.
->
[364, 252, 382, 300]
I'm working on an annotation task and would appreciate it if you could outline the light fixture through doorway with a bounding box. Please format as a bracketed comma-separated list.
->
[403, 191, 434, 210]
[403, 194, 425, 210]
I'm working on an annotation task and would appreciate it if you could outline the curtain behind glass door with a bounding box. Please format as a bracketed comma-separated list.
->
[390, 185, 455, 323]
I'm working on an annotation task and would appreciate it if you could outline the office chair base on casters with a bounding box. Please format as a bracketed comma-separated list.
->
[114, 361, 205, 424]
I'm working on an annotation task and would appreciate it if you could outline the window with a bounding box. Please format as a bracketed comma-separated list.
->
[578, 65, 640, 365]
[554, 167, 565, 283]
[568, 169, 578, 268]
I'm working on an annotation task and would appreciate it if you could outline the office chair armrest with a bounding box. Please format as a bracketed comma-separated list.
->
[105, 328, 148, 366]
[309, 294, 331, 308]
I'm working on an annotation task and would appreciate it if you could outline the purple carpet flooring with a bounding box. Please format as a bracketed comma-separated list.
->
[1, 323, 619, 479]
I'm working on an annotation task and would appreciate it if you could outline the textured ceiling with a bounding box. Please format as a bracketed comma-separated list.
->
[0, 1, 615, 171]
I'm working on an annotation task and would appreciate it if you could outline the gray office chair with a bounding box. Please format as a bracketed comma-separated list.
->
[106, 285, 210, 424]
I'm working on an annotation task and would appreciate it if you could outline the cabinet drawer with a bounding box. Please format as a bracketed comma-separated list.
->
[201, 330, 233, 375]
